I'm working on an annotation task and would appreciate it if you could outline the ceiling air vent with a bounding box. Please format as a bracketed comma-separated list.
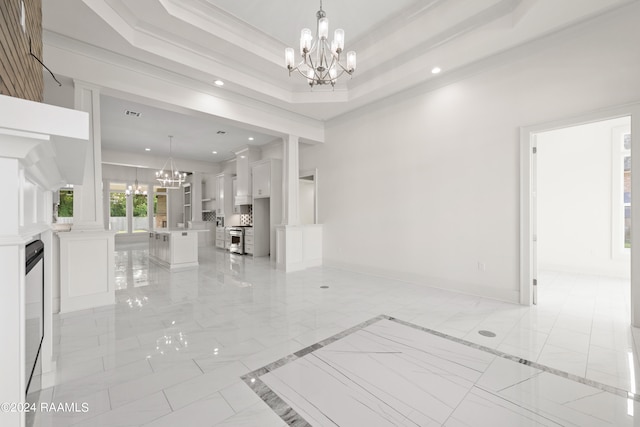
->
[125, 110, 142, 118]
[216, 130, 226, 135]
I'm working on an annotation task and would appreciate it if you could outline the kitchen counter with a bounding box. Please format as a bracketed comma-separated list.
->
[153, 228, 209, 233]
[149, 229, 206, 270]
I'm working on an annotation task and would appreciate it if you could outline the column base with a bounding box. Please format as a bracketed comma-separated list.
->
[275, 224, 323, 272]
[58, 230, 115, 312]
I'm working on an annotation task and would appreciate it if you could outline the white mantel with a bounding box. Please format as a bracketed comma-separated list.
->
[0, 94, 89, 192]
[0, 94, 89, 427]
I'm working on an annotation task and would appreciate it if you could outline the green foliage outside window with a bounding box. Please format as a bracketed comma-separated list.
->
[58, 189, 73, 217]
[110, 192, 127, 217]
[133, 194, 147, 217]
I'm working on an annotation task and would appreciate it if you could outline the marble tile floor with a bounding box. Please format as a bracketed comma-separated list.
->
[33, 243, 638, 426]
[246, 316, 640, 426]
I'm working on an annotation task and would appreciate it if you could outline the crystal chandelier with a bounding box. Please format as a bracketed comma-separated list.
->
[285, 0, 356, 88]
[126, 167, 147, 197]
[155, 135, 187, 189]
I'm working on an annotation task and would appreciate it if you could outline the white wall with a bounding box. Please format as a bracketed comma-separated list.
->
[299, 4, 640, 302]
[537, 117, 630, 278]
[260, 140, 283, 161]
[102, 149, 220, 174]
[102, 163, 158, 184]
[202, 173, 216, 200]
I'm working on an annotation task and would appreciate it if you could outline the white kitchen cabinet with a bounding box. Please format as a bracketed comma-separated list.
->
[252, 160, 271, 198]
[232, 177, 239, 214]
[149, 232, 157, 258]
[215, 227, 225, 249]
[215, 173, 234, 217]
[232, 177, 250, 214]
[225, 227, 231, 249]
[149, 230, 203, 269]
[183, 183, 192, 223]
[244, 229, 254, 255]
[201, 177, 216, 221]
[215, 175, 224, 216]
[251, 159, 282, 257]
[234, 147, 261, 204]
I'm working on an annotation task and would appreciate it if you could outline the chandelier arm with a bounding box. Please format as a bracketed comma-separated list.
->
[335, 60, 354, 74]
[327, 51, 337, 70]
[293, 68, 311, 79]
[333, 68, 349, 80]
[159, 157, 171, 173]
[288, 56, 308, 73]
[307, 55, 319, 80]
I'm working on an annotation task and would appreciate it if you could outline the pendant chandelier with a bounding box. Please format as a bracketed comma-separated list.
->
[155, 135, 187, 189]
[126, 167, 147, 196]
[285, 0, 356, 88]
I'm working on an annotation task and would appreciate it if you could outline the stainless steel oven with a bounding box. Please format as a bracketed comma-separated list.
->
[229, 227, 245, 254]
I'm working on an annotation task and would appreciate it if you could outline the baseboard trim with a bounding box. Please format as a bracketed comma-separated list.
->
[324, 259, 520, 304]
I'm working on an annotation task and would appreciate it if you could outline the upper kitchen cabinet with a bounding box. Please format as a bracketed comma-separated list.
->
[232, 176, 249, 214]
[234, 147, 261, 205]
[183, 183, 192, 223]
[252, 160, 273, 198]
[215, 172, 234, 217]
[232, 177, 237, 210]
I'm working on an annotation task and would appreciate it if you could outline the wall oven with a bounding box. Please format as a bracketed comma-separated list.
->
[229, 227, 245, 254]
[25, 239, 44, 397]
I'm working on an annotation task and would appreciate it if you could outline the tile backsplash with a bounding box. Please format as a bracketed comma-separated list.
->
[240, 206, 253, 225]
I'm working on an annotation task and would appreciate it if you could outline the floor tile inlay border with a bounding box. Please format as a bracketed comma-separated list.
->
[242, 315, 639, 426]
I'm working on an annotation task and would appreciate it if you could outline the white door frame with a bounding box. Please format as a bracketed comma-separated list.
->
[300, 168, 319, 224]
[520, 102, 640, 326]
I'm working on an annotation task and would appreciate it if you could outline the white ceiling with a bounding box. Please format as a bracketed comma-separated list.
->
[206, 0, 419, 46]
[100, 95, 276, 162]
[41, 0, 637, 162]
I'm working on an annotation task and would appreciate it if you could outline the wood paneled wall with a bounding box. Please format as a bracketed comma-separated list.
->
[0, 0, 43, 102]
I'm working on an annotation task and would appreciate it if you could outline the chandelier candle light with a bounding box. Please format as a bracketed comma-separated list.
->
[285, 0, 356, 88]
[126, 167, 147, 196]
[155, 135, 187, 189]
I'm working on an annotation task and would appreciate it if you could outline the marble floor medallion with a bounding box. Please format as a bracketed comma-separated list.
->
[243, 315, 639, 427]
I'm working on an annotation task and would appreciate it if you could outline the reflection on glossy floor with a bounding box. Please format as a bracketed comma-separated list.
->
[36, 243, 639, 426]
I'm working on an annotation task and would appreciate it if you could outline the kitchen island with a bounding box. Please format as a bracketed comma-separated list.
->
[149, 229, 208, 270]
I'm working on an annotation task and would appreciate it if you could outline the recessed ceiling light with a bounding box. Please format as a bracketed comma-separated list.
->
[240, 155, 246, 159]
[212, 151, 217, 154]
[431, 67, 442, 74]
[145, 148, 151, 151]
[248, 137, 254, 141]
[214, 80, 224, 86]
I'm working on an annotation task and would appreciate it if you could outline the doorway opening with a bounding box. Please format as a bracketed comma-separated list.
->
[535, 117, 630, 310]
[520, 104, 639, 326]
[299, 168, 318, 225]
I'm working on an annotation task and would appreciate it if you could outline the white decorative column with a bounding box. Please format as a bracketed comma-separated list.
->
[276, 135, 322, 272]
[282, 135, 300, 226]
[190, 172, 204, 228]
[58, 81, 115, 313]
[72, 81, 105, 231]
